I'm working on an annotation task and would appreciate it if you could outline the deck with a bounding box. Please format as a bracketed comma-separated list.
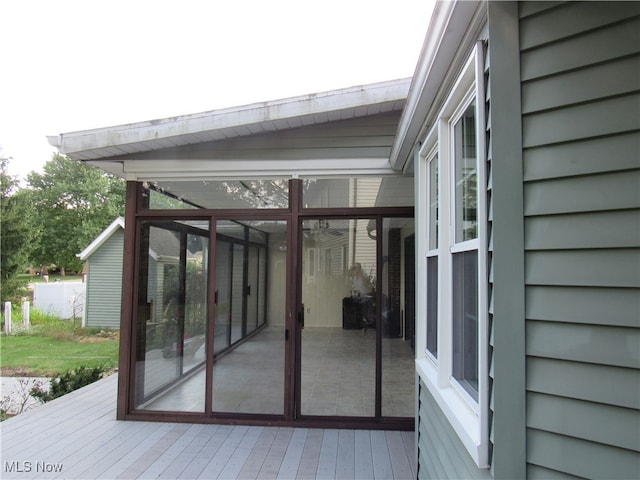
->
[0, 374, 416, 479]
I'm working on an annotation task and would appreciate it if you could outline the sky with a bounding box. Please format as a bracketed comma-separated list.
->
[0, 0, 435, 181]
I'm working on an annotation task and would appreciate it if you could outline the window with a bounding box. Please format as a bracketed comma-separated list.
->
[426, 148, 439, 358]
[416, 44, 488, 467]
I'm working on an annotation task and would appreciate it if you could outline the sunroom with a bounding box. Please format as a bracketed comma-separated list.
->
[49, 79, 417, 430]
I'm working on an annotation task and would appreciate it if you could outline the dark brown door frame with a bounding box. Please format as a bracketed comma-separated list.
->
[118, 179, 413, 430]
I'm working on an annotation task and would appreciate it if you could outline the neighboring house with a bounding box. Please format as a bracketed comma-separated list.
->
[49, 1, 639, 478]
[77, 217, 124, 328]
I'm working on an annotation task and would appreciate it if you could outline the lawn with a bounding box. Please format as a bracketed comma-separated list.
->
[0, 334, 119, 377]
[0, 311, 119, 376]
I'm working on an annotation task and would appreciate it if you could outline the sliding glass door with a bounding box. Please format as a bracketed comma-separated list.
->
[298, 216, 415, 420]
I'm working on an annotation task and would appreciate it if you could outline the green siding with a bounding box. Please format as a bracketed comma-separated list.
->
[85, 230, 124, 328]
[527, 429, 640, 480]
[520, 2, 640, 478]
[523, 132, 640, 181]
[528, 358, 640, 411]
[417, 380, 492, 480]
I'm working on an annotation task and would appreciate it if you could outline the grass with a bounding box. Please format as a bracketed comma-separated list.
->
[0, 310, 119, 377]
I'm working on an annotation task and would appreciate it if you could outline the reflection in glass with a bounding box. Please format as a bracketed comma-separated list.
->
[454, 102, 478, 242]
[381, 218, 415, 418]
[212, 220, 286, 415]
[146, 179, 289, 209]
[301, 218, 376, 417]
[135, 220, 208, 412]
[303, 176, 414, 208]
[428, 154, 438, 250]
[426, 257, 438, 358]
[452, 250, 478, 400]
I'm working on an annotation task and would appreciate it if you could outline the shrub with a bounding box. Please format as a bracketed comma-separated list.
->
[30, 365, 106, 403]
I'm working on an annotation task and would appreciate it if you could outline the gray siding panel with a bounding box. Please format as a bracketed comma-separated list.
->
[527, 321, 639, 369]
[520, 8, 640, 473]
[85, 231, 124, 328]
[417, 381, 492, 480]
[524, 171, 640, 216]
[525, 210, 640, 250]
[520, 16, 640, 81]
[523, 132, 640, 182]
[527, 286, 640, 328]
[526, 249, 640, 288]
[519, 1, 640, 50]
[526, 464, 585, 480]
[521, 55, 640, 114]
[523, 94, 640, 148]
[527, 357, 640, 410]
[527, 392, 640, 451]
[527, 429, 640, 480]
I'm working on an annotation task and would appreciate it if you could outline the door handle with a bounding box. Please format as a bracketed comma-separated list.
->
[298, 305, 305, 329]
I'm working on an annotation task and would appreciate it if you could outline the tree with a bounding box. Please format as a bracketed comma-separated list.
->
[27, 154, 125, 274]
[1, 154, 39, 301]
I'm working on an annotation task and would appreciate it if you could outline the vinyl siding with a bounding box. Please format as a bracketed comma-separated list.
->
[520, 2, 640, 478]
[417, 380, 492, 480]
[107, 112, 402, 161]
[85, 229, 124, 328]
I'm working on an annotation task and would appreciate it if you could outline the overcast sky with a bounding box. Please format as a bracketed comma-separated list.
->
[1, 0, 435, 180]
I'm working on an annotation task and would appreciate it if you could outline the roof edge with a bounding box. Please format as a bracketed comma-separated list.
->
[390, 0, 484, 172]
[77, 217, 125, 260]
[49, 78, 411, 156]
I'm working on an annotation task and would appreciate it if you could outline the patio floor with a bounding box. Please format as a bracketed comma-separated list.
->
[0, 374, 416, 479]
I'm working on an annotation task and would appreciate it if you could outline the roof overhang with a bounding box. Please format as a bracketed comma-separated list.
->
[49, 78, 411, 179]
[389, 0, 485, 173]
[77, 217, 124, 261]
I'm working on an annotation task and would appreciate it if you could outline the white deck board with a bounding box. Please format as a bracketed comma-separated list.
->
[0, 374, 416, 479]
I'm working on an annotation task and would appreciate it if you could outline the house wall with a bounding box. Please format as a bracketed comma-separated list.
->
[85, 229, 124, 328]
[519, 2, 640, 478]
[418, 379, 492, 480]
[415, 2, 639, 479]
[109, 112, 402, 162]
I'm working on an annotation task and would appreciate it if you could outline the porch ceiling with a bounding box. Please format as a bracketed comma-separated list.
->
[48, 79, 410, 178]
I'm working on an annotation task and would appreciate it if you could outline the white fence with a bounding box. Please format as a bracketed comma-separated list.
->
[33, 281, 85, 320]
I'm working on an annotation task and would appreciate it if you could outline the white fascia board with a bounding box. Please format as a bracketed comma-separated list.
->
[390, 0, 483, 172]
[49, 79, 410, 160]
[77, 217, 124, 260]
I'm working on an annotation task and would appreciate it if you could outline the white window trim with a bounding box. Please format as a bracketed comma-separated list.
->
[415, 43, 489, 468]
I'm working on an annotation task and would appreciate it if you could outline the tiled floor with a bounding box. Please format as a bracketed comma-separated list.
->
[141, 326, 414, 418]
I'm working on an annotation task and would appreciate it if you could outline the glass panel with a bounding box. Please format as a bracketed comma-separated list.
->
[212, 220, 286, 415]
[452, 250, 478, 400]
[146, 179, 289, 209]
[426, 256, 438, 357]
[134, 220, 208, 412]
[214, 240, 231, 354]
[302, 176, 414, 208]
[301, 218, 376, 417]
[428, 154, 438, 250]
[246, 246, 260, 335]
[258, 246, 267, 328]
[231, 243, 245, 344]
[454, 102, 478, 242]
[381, 218, 415, 418]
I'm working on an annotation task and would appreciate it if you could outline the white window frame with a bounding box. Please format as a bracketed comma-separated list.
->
[415, 43, 489, 468]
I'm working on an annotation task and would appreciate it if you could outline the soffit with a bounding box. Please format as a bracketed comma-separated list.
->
[49, 79, 410, 166]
